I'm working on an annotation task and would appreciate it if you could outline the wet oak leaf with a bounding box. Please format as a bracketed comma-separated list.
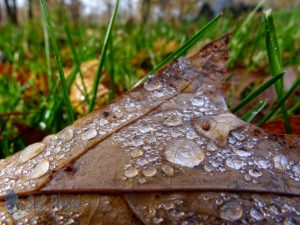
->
[0, 34, 299, 224]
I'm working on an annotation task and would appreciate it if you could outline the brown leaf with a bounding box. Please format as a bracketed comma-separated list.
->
[262, 115, 300, 135]
[0, 34, 299, 224]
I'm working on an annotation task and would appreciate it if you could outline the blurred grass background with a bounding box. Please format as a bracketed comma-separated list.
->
[0, 0, 299, 157]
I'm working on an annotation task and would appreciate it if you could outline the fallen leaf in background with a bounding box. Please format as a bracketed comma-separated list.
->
[65, 59, 109, 114]
[262, 115, 300, 135]
[0, 34, 299, 224]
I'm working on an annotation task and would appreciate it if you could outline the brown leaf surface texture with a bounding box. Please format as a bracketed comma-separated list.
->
[0, 34, 299, 224]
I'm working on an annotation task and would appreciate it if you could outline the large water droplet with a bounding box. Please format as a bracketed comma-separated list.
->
[163, 115, 183, 127]
[225, 158, 244, 170]
[81, 128, 97, 141]
[161, 164, 175, 177]
[18, 143, 46, 164]
[29, 159, 50, 179]
[219, 201, 243, 221]
[250, 207, 265, 221]
[192, 96, 205, 107]
[273, 155, 288, 170]
[142, 167, 157, 177]
[165, 139, 205, 168]
[144, 77, 161, 91]
[124, 167, 138, 178]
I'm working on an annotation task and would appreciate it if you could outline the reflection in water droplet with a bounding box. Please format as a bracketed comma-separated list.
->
[192, 96, 205, 107]
[161, 164, 175, 177]
[81, 128, 97, 141]
[18, 143, 46, 164]
[273, 155, 288, 171]
[165, 139, 205, 168]
[225, 158, 244, 170]
[250, 207, 265, 221]
[220, 201, 243, 221]
[124, 167, 138, 178]
[163, 115, 183, 127]
[29, 159, 50, 179]
[143, 167, 157, 177]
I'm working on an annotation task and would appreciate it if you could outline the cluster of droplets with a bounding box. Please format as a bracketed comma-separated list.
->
[140, 192, 300, 224]
[0, 57, 194, 198]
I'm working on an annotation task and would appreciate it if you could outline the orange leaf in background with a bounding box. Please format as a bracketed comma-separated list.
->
[262, 115, 300, 135]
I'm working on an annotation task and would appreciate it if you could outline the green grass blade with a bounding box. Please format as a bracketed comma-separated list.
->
[264, 9, 291, 133]
[40, 0, 74, 122]
[42, 17, 53, 92]
[229, 0, 265, 67]
[258, 73, 300, 126]
[88, 0, 119, 112]
[65, 25, 89, 103]
[133, 14, 222, 88]
[231, 72, 284, 113]
[242, 100, 266, 122]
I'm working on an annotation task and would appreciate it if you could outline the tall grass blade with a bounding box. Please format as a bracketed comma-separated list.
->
[88, 0, 120, 112]
[40, 0, 74, 122]
[264, 9, 291, 133]
[231, 72, 284, 113]
[258, 74, 300, 126]
[242, 100, 266, 122]
[134, 14, 222, 88]
[65, 25, 89, 103]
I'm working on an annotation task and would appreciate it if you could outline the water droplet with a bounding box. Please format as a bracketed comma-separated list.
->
[273, 155, 288, 170]
[138, 122, 152, 133]
[142, 167, 157, 177]
[60, 128, 74, 142]
[131, 149, 144, 158]
[99, 118, 109, 126]
[225, 158, 244, 170]
[232, 132, 246, 141]
[161, 164, 175, 177]
[29, 159, 50, 179]
[132, 137, 144, 147]
[268, 204, 280, 215]
[124, 167, 138, 178]
[81, 128, 97, 141]
[192, 96, 205, 107]
[283, 217, 297, 225]
[244, 174, 251, 181]
[249, 168, 262, 178]
[139, 177, 147, 184]
[219, 201, 243, 221]
[204, 164, 214, 172]
[144, 78, 161, 91]
[165, 139, 205, 168]
[250, 207, 265, 221]
[163, 115, 183, 127]
[233, 149, 252, 157]
[18, 143, 46, 164]
[292, 164, 300, 176]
